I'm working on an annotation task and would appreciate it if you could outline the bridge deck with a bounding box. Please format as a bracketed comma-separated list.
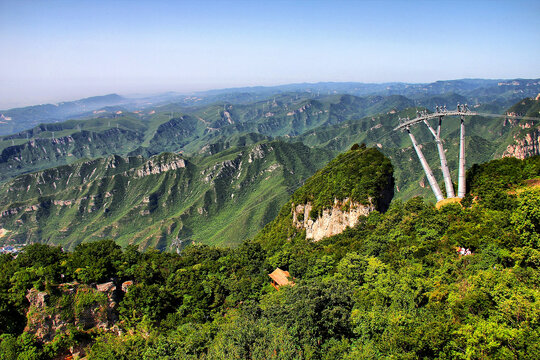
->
[394, 111, 477, 131]
[394, 111, 540, 131]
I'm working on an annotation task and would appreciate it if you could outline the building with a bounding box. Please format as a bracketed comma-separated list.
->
[268, 268, 294, 290]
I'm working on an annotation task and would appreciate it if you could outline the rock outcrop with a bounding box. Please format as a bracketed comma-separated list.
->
[24, 280, 131, 343]
[255, 146, 394, 247]
[292, 198, 375, 241]
[133, 155, 186, 178]
[25, 289, 68, 343]
[503, 128, 540, 159]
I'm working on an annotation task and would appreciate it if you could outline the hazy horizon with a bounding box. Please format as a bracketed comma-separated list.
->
[4, 76, 540, 110]
[1, 0, 539, 108]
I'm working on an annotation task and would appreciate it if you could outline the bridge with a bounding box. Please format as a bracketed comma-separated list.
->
[394, 105, 540, 203]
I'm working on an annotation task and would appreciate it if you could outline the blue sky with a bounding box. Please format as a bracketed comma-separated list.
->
[1, 0, 539, 108]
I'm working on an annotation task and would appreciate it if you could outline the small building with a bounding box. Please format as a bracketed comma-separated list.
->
[268, 268, 294, 290]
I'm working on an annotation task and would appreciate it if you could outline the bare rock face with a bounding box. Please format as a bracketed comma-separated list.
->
[26, 289, 49, 308]
[503, 128, 540, 159]
[292, 198, 375, 241]
[121, 280, 134, 293]
[96, 281, 115, 293]
[133, 156, 186, 178]
[26, 289, 67, 342]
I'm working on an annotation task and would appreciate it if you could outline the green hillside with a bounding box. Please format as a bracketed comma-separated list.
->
[0, 94, 413, 182]
[1, 95, 539, 251]
[0, 141, 333, 250]
[290, 99, 537, 200]
[1, 93, 535, 192]
[255, 146, 394, 250]
[1, 155, 539, 359]
[506, 96, 540, 117]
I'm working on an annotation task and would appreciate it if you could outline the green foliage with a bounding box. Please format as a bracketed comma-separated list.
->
[0, 333, 45, 360]
[68, 240, 123, 283]
[511, 190, 540, 248]
[507, 97, 540, 117]
[118, 284, 174, 325]
[73, 287, 108, 321]
[466, 155, 540, 210]
[206, 315, 299, 360]
[1, 148, 540, 359]
[15, 244, 65, 269]
[42, 331, 86, 359]
[87, 332, 148, 360]
[262, 278, 354, 348]
[0, 334, 19, 360]
[292, 147, 394, 218]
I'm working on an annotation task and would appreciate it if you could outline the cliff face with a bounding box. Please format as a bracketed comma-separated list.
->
[502, 97, 540, 159]
[292, 198, 374, 241]
[503, 128, 540, 159]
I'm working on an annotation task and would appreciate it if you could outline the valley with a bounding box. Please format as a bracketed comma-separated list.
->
[0, 141, 333, 249]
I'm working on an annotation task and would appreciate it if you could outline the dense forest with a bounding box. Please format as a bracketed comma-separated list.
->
[0, 149, 539, 359]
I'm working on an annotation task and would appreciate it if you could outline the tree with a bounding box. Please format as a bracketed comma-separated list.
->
[206, 315, 299, 360]
[68, 240, 123, 283]
[263, 278, 353, 348]
[511, 190, 540, 248]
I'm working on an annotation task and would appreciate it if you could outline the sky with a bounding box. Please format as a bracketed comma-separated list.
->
[0, 0, 539, 108]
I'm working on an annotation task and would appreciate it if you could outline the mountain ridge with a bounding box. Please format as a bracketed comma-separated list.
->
[0, 140, 334, 249]
[2, 77, 539, 136]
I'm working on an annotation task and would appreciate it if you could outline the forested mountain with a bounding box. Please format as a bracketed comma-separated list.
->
[2, 78, 539, 136]
[0, 141, 333, 249]
[1, 92, 539, 250]
[0, 94, 126, 136]
[1, 151, 538, 359]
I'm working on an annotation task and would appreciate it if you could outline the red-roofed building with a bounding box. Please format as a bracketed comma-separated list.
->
[268, 268, 294, 290]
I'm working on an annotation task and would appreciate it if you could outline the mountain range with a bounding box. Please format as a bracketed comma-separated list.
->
[2, 78, 539, 136]
[0, 141, 333, 249]
[0, 79, 539, 249]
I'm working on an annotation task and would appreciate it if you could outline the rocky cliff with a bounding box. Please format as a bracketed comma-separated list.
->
[292, 198, 375, 241]
[24, 280, 132, 342]
[502, 97, 540, 159]
[503, 127, 540, 159]
[256, 145, 394, 248]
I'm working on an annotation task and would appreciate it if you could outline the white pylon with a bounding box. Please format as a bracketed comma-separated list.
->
[457, 116, 466, 198]
[407, 128, 444, 202]
[423, 117, 455, 198]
